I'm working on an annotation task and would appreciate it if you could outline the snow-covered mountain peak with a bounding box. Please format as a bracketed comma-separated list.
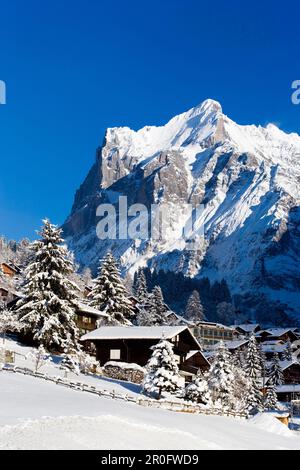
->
[64, 100, 300, 320]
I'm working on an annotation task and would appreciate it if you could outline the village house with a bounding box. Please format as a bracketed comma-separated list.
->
[75, 303, 109, 335]
[257, 328, 299, 344]
[190, 321, 238, 349]
[80, 325, 210, 381]
[265, 360, 300, 386]
[1, 262, 20, 278]
[233, 322, 262, 336]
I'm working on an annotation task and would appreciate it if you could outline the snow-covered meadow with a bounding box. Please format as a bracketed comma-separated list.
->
[1, 338, 300, 450]
[1, 371, 299, 450]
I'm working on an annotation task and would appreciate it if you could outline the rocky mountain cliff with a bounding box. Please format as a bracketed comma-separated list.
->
[63, 99, 300, 320]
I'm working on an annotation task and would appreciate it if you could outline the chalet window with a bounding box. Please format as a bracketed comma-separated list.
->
[110, 349, 121, 360]
[82, 316, 92, 324]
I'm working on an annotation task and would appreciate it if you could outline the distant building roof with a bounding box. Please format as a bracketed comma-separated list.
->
[212, 339, 249, 351]
[233, 323, 261, 333]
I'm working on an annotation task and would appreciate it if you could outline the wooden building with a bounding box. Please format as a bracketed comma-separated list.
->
[81, 326, 210, 380]
[257, 328, 299, 344]
[233, 323, 262, 337]
[1, 262, 19, 278]
[190, 321, 237, 349]
[75, 303, 109, 335]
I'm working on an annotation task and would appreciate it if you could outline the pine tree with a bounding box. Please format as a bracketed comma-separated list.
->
[136, 287, 169, 326]
[151, 286, 169, 325]
[207, 341, 235, 409]
[231, 363, 253, 413]
[269, 353, 284, 385]
[88, 252, 135, 326]
[245, 334, 262, 380]
[282, 340, 293, 361]
[15, 219, 80, 352]
[134, 269, 148, 305]
[264, 381, 279, 410]
[60, 348, 80, 377]
[244, 379, 264, 414]
[143, 337, 182, 399]
[185, 290, 205, 323]
[0, 309, 20, 344]
[184, 370, 210, 404]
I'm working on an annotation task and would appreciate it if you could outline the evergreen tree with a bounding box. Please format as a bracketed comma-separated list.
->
[231, 363, 253, 413]
[134, 269, 148, 305]
[244, 379, 264, 414]
[269, 353, 284, 385]
[0, 309, 20, 344]
[244, 334, 264, 413]
[60, 349, 80, 377]
[282, 340, 293, 361]
[143, 337, 182, 398]
[184, 370, 210, 404]
[88, 252, 135, 326]
[151, 286, 169, 325]
[207, 341, 235, 409]
[264, 381, 279, 410]
[15, 220, 80, 352]
[245, 334, 262, 380]
[136, 287, 169, 326]
[185, 290, 205, 323]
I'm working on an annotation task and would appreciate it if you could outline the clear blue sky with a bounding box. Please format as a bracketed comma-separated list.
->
[0, 0, 299, 240]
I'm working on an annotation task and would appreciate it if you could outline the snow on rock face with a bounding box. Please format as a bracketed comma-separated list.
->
[63, 99, 300, 316]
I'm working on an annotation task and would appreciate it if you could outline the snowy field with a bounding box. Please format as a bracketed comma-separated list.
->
[1, 371, 300, 450]
[1, 338, 300, 450]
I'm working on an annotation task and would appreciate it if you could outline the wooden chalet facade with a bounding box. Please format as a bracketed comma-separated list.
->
[1, 262, 19, 278]
[81, 326, 210, 380]
[190, 321, 237, 348]
[257, 328, 299, 343]
[75, 303, 109, 335]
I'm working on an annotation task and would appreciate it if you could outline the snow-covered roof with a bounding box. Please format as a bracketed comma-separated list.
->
[261, 328, 298, 337]
[234, 323, 260, 333]
[77, 303, 109, 319]
[211, 339, 249, 351]
[276, 385, 300, 393]
[266, 360, 299, 371]
[186, 350, 202, 360]
[81, 325, 189, 341]
[261, 343, 286, 353]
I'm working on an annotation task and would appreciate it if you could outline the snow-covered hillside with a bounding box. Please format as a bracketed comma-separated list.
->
[1, 371, 300, 450]
[63, 99, 300, 319]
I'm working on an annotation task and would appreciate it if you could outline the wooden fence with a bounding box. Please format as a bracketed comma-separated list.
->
[2, 365, 247, 419]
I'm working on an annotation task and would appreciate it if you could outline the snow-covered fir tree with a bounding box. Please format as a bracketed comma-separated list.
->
[264, 381, 279, 410]
[143, 337, 182, 399]
[15, 220, 80, 352]
[268, 353, 284, 385]
[27, 345, 53, 373]
[136, 286, 170, 326]
[185, 290, 205, 323]
[282, 340, 293, 361]
[184, 370, 210, 405]
[88, 252, 135, 326]
[134, 269, 148, 305]
[207, 342, 235, 409]
[77, 350, 98, 374]
[0, 309, 20, 344]
[60, 349, 80, 377]
[150, 286, 169, 325]
[245, 334, 262, 380]
[244, 334, 264, 413]
[244, 377, 263, 414]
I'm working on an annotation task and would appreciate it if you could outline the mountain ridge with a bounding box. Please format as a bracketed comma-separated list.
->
[63, 99, 300, 320]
